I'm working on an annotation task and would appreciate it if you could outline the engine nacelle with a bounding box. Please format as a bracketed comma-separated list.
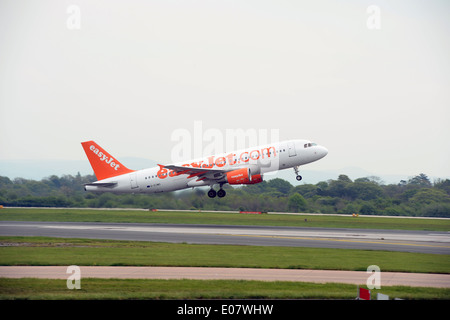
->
[226, 168, 263, 185]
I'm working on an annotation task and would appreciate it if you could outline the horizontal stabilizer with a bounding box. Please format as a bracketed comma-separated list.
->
[84, 182, 117, 188]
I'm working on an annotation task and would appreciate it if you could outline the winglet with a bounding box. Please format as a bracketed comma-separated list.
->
[81, 141, 134, 180]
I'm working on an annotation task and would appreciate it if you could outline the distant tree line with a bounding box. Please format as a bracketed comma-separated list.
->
[0, 173, 449, 217]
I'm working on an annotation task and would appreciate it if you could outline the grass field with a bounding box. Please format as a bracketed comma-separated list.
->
[1, 207, 449, 231]
[1, 237, 449, 273]
[1, 278, 449, 300]
[1, 208, 449, 299]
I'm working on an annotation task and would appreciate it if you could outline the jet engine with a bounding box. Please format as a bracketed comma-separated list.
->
[226, 168, 263, 185]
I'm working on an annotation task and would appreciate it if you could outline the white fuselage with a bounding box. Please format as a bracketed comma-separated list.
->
[85, 139, 328, 194]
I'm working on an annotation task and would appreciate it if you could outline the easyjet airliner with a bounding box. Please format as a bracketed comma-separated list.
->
[81, 140, 328, 198]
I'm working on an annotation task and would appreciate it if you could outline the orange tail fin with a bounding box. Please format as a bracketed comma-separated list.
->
[81, 141, 134, 180]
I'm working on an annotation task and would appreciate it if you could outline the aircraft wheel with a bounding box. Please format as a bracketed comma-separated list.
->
[217, 189, 226, 198]
[296, 175, 303, 181]
[208, 189, 217, 198]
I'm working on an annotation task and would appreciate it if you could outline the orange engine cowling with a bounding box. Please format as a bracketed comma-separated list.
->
[226, 168, 263, 185]
[249, 174, 263, 184]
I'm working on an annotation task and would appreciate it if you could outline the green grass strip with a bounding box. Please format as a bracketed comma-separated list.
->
[1, 237, 448, 274]
[1, 208, 449, 231]
[1, 278, 449, 300]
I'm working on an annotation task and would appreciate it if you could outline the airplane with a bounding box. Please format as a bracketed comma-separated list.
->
[81, 139, 328, 198]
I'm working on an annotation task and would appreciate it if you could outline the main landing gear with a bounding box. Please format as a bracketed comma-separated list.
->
[208, 185, 226, 198]
[293, 166, 302, 181]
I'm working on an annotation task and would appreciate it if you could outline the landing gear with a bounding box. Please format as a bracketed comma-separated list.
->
[293, 166, 302, 181]
[207, 189, 217, 198]
[217, 189, 226, 198]
[207, 185, 227, 198]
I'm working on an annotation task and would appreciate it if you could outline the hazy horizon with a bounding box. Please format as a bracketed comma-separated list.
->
[1, 157, 446, 186]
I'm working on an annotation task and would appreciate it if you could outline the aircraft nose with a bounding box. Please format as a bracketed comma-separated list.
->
[318, 146, 328, 159]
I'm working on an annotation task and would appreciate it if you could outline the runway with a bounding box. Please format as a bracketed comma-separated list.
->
[1, 266, 449, 288]
[1, 221, 449, 254]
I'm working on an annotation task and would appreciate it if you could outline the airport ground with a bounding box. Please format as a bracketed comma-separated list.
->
[0, 208, 449, 300]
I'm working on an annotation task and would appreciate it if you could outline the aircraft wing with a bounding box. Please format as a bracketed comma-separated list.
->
[162, 163, 259, 187]
[162, 164, 227, 180]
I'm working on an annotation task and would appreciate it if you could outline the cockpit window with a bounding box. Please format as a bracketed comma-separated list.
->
[304, 142, 318, 148]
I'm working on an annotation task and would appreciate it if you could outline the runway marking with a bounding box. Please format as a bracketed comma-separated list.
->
[224, 233, 450, 249]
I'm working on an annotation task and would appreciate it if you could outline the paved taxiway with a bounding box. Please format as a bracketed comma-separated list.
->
[1, 266, 449, 288]
[1, 221, 449, 254]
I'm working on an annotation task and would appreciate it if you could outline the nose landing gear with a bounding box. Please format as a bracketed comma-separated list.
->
[294, 166, 302, 181]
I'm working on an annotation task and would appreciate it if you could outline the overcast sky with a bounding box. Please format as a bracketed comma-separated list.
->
[0, 0, 449, 178]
